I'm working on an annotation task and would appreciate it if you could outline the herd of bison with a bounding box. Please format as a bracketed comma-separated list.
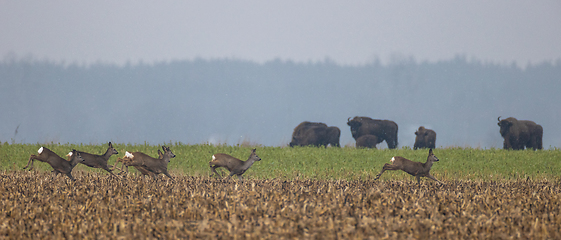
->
[19, 115, 543, 182]
[290, 116, 543, 150]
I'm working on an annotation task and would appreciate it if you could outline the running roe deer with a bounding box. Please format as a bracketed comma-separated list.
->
[70, 142, 118, 176]
[374, 148, 440, 184]
[24, 147, 85, 180]
[209, 148, 261, 181]
[124, 146, 175, 180]
[113, 150, 162, 178]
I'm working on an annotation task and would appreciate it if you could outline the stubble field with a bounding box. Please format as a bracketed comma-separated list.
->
[1, 143, 561, 239]
[1, 172, 560, 239]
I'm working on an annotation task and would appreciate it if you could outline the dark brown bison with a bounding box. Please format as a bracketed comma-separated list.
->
[414, 126, 436, 150]
[347, 116, 398, 149]
[497, 116, 543, 150]
[325, 126, 341, 147]
[289, 121, 341, 147]
[355, 135, 383, 148]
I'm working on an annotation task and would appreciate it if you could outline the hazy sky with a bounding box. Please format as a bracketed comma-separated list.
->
[1, 1, 560, 66]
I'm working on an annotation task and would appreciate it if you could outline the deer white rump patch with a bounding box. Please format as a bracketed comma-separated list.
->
[212, 155, 216, 161]
[38, 147, 44, 154]
[390, 157, 395, 163]
[67, 152, 73, 157]
[125, 151, 134, 158]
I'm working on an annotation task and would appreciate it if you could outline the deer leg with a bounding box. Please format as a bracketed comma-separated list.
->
[102, 166, 117, 177]
[113, 161, 127, 173]
[210, 166, 222, 178]
[119, 164, 130, 174]
[221, 171, 235, 181]
[416, 176, 421, 185]
[373, 170, 384, 180]
[113, 164, 124, 174]
[374, 163, 400, 180]
[116, 168, 126, 175]
[117, 159, 127, 172]
[163, 171, 175, 182]
[112, 159, 121, 171]
[150, 173, 158, 180]
[113, 158, 123, 172]
[66, 173, 75, 181]
[426, 174, 440, 183]
[107, 170, 118, 177]
[23, 155, 37, 170]
[237, 175, 243, 181]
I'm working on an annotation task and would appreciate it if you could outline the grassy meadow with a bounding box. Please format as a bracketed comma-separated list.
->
[1, 142, 559, 181]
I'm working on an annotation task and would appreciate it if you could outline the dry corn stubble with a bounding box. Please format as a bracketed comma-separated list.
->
[0, 171, 560, 239]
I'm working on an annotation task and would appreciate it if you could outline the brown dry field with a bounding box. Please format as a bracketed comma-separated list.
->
[1, 171, 560, 239]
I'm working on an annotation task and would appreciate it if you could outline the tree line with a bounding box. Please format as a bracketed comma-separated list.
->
[1, 56, 559, 148]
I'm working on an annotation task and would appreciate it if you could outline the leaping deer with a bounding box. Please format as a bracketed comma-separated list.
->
[70, 142, 119, 176]
[374, 148, 440, 184]
[121, 146, 175, 181]
[24, 147, 85, 180]
[209, 148, 261, 181]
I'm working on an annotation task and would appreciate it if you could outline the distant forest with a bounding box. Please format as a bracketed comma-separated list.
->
[1, 56, 560, 148]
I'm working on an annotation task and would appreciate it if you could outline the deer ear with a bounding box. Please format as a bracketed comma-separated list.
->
[429, 148, 433, 154]
[109, 142, 112, 147]
[414, 131, 418, 135]
[252, 148, 256, 153]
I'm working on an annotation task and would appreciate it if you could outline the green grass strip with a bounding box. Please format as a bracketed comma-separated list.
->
[1, 142, 560, 181]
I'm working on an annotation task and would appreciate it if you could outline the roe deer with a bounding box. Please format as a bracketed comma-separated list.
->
[24, 147, 85, 180]
[70, 142, 118, 176]
[113, 150, 162, 178]
[124, 146, 175, 180]
[209, 148, 261, 181]
[374, 148, 440, 184]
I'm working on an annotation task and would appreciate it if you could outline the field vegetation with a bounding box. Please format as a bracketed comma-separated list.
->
[1, 143, 560, 238]
[1, 142, 560, 181]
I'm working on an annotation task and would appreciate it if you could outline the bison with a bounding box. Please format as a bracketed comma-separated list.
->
[497, 116, 543, 150]
[347, 116, 398, 149]
[414, 126, 436, 150]
[355, 135, 383, 149]
[289, 121, 341, 147]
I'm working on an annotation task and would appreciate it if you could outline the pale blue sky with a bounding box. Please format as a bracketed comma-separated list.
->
[1, 1, 560, 66]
